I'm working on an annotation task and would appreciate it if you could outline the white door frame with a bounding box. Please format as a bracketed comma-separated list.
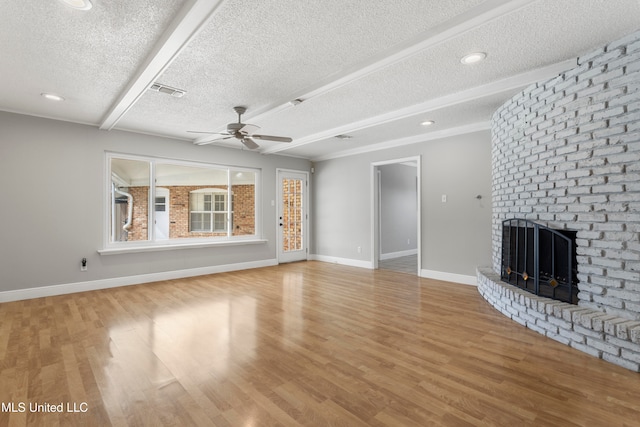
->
[276, 169, 309, 263]
[154, 187, 170, 240]
[371, 156, 421, 274]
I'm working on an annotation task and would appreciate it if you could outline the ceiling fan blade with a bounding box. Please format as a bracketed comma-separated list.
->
[238, 124, 260, 135]
[241, 137, 260, 150]
[250, 134, 292, 143]
[194, 136, 234, 146]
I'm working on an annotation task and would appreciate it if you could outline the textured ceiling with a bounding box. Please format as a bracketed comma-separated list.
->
[1, 0, 639, 160]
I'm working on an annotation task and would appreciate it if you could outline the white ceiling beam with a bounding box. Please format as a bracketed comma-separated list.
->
[237, 0, 540, 126]
[100, 0, 226, 131]
[261, 59, 575, 155]
[311, 122, 492, 162]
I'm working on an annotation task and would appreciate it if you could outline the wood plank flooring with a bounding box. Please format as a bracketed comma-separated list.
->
[378, 255, 417, 275]
[1, 261, 639, 426]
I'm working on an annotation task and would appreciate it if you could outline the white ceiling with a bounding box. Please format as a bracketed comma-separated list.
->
[1, 0, 639, 160]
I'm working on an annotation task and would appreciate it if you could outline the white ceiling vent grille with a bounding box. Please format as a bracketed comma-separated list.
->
[149, 83, 186, 98]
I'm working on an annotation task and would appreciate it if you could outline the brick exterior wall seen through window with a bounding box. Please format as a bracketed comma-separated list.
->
[122, 185, 255, 239]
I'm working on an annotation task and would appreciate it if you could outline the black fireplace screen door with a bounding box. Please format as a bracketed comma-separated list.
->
[501, 219, 578, 304]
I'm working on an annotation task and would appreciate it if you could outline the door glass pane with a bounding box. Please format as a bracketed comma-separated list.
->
[155, 197, 166, 212]
[282, 178, 303, 252]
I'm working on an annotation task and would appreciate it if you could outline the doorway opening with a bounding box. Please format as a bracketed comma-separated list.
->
[372, 157, 421, 275]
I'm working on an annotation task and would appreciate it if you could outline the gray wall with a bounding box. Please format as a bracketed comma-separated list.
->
[379, 163, 417, 256]
[311, 131, 492, 277]
[0, 112, 309, 292]
[0, 111, 491, 292]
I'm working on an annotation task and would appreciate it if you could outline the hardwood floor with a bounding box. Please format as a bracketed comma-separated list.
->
[379, 255, 417, 275]
[1, 261, 639, 426]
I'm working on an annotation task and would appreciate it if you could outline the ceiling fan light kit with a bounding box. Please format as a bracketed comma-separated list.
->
[188, 106, 293, 150]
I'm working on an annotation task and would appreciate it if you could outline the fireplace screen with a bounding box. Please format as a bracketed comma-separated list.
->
[501, 219, 578, 304]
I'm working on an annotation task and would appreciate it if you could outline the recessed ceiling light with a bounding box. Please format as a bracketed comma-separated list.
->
[58, 0, 93, 10]
[460, 52, 487, 65]
[421, 120, 435, 126]
[41, 93, 65, 102]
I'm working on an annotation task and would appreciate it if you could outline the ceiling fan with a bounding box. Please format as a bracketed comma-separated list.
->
[188, 106, 292, 149]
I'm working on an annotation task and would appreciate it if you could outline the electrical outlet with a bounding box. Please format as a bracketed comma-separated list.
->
[407, 238, 411, 245]
[357, 246, 362, 253]
[81, 258, 87, 272]
[441, 194, 447, 203]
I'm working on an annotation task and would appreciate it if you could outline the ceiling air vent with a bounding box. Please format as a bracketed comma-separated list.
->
[149, 83, 186, 98]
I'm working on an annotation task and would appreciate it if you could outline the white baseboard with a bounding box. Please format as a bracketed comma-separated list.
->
[309, 254, 373, 269]
[420, 269, 477, 286]
[0, 259, 476, 303]
[379, 249, 418, 260]
[0, 259, 278, 303]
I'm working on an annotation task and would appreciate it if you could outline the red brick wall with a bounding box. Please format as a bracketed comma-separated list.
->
[127, 186, 149, 241]
[231, 184, 255, 236]
[124, 185, 255, 240]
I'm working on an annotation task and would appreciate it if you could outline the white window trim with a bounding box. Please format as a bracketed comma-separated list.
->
[103, 152, 262, 252]
[189, 188, 233, 233]
[97, 238, 267, 255]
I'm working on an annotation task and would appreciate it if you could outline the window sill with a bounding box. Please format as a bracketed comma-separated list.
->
[98, 238, 267, 255]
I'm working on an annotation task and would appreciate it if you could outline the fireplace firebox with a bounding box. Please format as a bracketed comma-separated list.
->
[501, 219, 578, 304]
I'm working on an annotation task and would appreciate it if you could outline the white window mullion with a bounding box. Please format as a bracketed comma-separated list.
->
[110, 182, 116, 243]
[227, 169, 232, 238]
[149, 161, 156, 242]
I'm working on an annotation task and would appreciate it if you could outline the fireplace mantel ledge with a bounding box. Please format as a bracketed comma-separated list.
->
[476, 267, 640, 373]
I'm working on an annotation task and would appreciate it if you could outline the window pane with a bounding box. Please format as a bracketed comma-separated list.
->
[110, 158, 150, 243]
[214, 194, 226, 212]
[213, 213, 227, 232]
[156, 163, 227, 238]
[231, 170, 256, 236]
[107, 155, 259, 246]
[190, 212, 211, 232]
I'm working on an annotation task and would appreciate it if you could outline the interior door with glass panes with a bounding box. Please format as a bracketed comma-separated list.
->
[277, 170, 308, 263]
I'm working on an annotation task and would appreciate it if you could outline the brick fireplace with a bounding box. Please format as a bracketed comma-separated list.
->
[477, 30, 640, 371]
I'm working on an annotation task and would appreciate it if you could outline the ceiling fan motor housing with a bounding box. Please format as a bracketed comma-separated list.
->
[227, 122, 244, 133]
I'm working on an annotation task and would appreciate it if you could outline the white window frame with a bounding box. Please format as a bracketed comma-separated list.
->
[189, 188, 233, 233]
[101, 152, 263, 255]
